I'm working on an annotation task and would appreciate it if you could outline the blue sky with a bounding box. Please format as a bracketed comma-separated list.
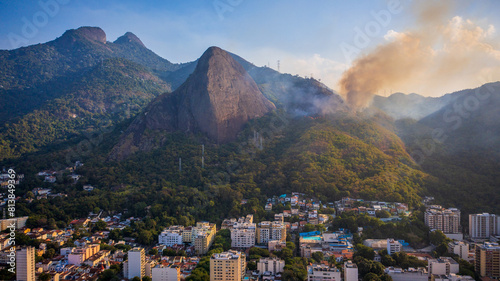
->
[1, 0, 499, 96]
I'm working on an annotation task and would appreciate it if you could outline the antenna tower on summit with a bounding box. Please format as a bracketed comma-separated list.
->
[277, 60, 280, 72]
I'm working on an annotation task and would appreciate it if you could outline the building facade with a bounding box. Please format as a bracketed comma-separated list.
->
[231, 222, 256, 248]
[428, 257, 459, 276]
[17, 247, 35, 281]
[425, 206, 461, 234]
[257, 221, 286, 244]
[448, 241, 469, 261]
[193, 222, 217, 255]
[158, 226, 184, 246]
[307, 264, 341, 281]
[387, 239, 402, 255]
[344, 261, 358, 281]
[125, 247, 145, 279]
[210, 250, 246, 281]
[469, 213, 500, 239]
[257, 257, 285, 275]
[475, 242, 500, 278]
[152, 264, 180, 281]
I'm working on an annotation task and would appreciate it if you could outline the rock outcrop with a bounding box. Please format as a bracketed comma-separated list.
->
[110, 46, 275, 160]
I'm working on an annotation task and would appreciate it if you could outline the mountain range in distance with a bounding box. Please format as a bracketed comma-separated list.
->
[1, 26, 499, 216]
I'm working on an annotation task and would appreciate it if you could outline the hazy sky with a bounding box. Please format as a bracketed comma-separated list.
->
[1, 0, 499, 97]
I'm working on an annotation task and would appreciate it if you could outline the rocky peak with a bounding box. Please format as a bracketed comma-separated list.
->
[59, 26, 107, 44]
[114, 32, 146, 48]
[110, 46, 276, 160]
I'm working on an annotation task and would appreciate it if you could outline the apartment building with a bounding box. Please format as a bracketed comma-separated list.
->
[344, 261, 358, 281]
[151, 264, 180, 281]
[475, 242, 500, 278]
[17, 247, 35, 281]
[158, 226, 184, 246]
[193, 222, 216, 255]
[124, 247, 145, 279]
[210, 250, 246, 281]
[231, 221, 256, 248]
[428, 257, 459, 276]
[257, 221, 286, 244]
[448, 241, 469, 260]
[469, 213, 500, 239]
[67, 244, 100, 265]
[257, 257, 285, 275]
[387, 239, 402, 255]
[307, 263, 341, 281]
[425, 206, 461, 234]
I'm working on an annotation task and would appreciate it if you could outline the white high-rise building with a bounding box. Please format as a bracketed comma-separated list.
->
[257, 257, 285, 275]
[387, 239, 402, 255]
[428, 257, 459, 276]
[344, 261, 358, 281]
[152, 264, 180, 281]
[307, 263, 341, 281]
[448, 241, 470, 260]
[124, 247, 145, 279]
[159, 226, 184, 246]
[469, 213, 500, 239]
[17, 247, 35, 281]
[231, 222, 256, 248]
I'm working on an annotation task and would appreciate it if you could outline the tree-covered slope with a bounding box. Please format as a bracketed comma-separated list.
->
[0, 58, 170, 161]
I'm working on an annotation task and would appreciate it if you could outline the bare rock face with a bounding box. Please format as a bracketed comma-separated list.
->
[110, 46, 275, 160]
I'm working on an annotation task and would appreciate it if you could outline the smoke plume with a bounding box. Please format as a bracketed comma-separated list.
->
[339, 0, 500, 109]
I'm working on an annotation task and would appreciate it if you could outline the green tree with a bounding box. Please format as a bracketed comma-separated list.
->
[93, 220, 107, 231]
[38, 272, 52, 281]
[354, 244, 375, 260]
[376, 210, 391, 218]
[312, 251, 324, 263]
[429, 230, 449, 245]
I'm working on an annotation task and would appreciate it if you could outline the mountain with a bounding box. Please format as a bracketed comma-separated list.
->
[0, 58, 171, 161]
[371, 92, 455, 120]
[0, 26, 189, 122]
[110, 47, 276, 160]
[230, 54, 348, 116]
[395, 82, 500, 214]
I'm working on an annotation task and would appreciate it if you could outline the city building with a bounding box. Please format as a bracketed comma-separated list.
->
[469, 213, 500, 239]
[387, 239, 402, 255]
[343, 260, 358, 281]
[124, 247, 145, 279]
[0, 216, 29, 231]
[152, 264, 180, 281]
[257, 257, 285, 275]
[385, 267, 428, 281]
[475, 242, 500, 278]
[17, 246, 35, 281]
[448, 241, 469, 261]
[425, 206, 461, 235]
[210, 250, 246, 281]
[428, 257, 459, 276]
[307, 263, 341, 281]
[193, 222, 216, 255]
[159, 226, 184, 246]
[257, 221, 286, 244]
[67, 244, 100, 265]
[231, 221, 256, 248]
